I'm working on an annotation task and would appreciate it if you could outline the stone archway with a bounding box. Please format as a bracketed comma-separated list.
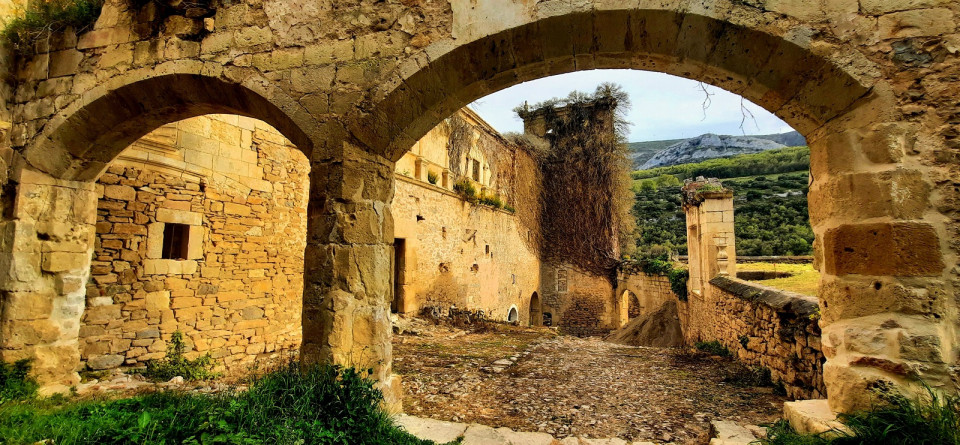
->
[21, 70, 317, 181]
[0, 71, 322, 390]
[529, 292, 542, 327]
[355, 6, 955, 413]
[3, 0, 957, 415]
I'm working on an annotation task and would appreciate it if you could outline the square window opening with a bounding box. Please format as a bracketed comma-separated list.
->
[161, 223, 191, 260]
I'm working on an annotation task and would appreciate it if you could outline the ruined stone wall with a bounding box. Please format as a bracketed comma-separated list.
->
[540, 264, 615, 336]
[80, 115, 309, 371]
[392, 176, 541, 322]
[616, 272, 676, 327]
[694, 277, 825, 400]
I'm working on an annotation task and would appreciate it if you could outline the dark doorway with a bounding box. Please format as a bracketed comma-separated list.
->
[529, 292, 542, 326]
[392, 238, 406, 313]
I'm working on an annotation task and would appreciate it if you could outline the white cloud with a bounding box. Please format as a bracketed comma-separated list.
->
[467, 69, 795, 143]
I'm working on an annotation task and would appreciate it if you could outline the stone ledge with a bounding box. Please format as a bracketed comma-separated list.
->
[784, 399, 850, 436]
[709, 275, 819, 317]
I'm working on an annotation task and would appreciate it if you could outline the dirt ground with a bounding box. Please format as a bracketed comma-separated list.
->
[393, 318, 786, 444]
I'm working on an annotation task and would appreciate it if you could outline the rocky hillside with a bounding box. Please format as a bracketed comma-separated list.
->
[630, 131, 805, 169]
[626, 139, 685, 168]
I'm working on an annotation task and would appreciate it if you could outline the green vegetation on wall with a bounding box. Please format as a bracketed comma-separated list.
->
[632, 147, 813, 256]
[138, 331, 220, 382]
[514, 84, 636, 276]
[3, 0, 104, 53]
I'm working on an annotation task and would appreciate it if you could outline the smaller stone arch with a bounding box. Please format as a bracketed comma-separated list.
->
[507, 305, 519, 323]
[23, 70, 317, 181]
[529, 292, 542, 327]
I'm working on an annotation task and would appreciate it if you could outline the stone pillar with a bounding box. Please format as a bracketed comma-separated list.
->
[0, 165, 97, 392]
[808, 104, 956, 412]
[300, 142, 401, 409]
[683, 187, 737, 294]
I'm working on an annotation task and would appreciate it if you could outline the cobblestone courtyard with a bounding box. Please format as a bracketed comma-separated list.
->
[393, 320, 786, 444]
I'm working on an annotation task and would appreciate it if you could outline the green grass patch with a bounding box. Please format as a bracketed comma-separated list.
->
[0, 359, 38, 404]
[740, 262, 820, 297]
[0, 362, 438, 445]
[761, 384, 960, 445]
[694, 340, 731, 357]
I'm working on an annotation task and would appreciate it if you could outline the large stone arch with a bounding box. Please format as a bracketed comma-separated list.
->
[21, 67, 318, 181]
[351, 8, 872, 162]
[352, 4, 956, 413]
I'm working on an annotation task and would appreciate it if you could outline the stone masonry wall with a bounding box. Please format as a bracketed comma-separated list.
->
[541, 264, 615, 336]
[698, 276, 825, 400]
[392, 168, 542, 323]
[617, 272, 676, 327]
[80, 115, 309, 372]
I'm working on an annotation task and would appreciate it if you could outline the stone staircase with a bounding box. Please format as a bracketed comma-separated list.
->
[395, 414, 766, 445]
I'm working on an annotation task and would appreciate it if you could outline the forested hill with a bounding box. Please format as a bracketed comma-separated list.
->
[632, 146, 813, 257]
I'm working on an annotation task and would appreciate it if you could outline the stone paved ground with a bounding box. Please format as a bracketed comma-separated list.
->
[393, 318, 786, 444]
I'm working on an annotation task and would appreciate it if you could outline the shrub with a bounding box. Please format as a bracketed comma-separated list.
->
[668, 268, 689, 301]
[3, 0, 104, 54]
[0, 362, 436, 444]
[622, 253, 688, 301]
[139, 331, 220, 382]
[721, 363, 774, 388]
[503, 203, 516, 213]
[453, 178, 478, 203]
[479, 193, 504, 209]
[426, 170, 439, 185]
[694, 340, 731, 357]
[0, 359, 38, 403]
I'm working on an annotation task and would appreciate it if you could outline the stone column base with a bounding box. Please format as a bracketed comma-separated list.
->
[783, 399, 850, 437]
[380, 373, 404, 414]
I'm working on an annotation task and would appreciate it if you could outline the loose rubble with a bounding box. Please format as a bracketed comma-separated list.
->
[394, 318, 784, 443]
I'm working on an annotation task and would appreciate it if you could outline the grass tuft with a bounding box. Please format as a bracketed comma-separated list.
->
[0, 361, 438, 444]
[0, 359, 38, 404]
[138, 331, 220, 382]
[694, 340, 731, 357]
[761, 383, 960, 445]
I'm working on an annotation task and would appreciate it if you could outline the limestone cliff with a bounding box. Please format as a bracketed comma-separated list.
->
[640, 133, 786, 169]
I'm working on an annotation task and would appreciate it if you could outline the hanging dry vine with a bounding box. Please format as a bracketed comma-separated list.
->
[446, 114, 472, 177]
[514, 84, 636, 278]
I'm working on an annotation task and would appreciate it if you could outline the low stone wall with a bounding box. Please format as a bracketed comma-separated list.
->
[699, 276, 825, 399]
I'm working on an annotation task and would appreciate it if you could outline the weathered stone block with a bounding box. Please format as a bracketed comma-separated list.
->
[3, 292, 54, 320]
[41, 252, 89, 273]
[87, 354, 125, 370]
[823, 222, 945, 276]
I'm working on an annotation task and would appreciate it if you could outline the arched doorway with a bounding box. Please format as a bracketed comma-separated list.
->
[507, 306, 519, 323]
[627, 291, 641, 320]
[529, 292, 542, 326]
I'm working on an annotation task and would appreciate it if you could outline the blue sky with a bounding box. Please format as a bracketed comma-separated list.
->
[468, 70, 795, 143]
